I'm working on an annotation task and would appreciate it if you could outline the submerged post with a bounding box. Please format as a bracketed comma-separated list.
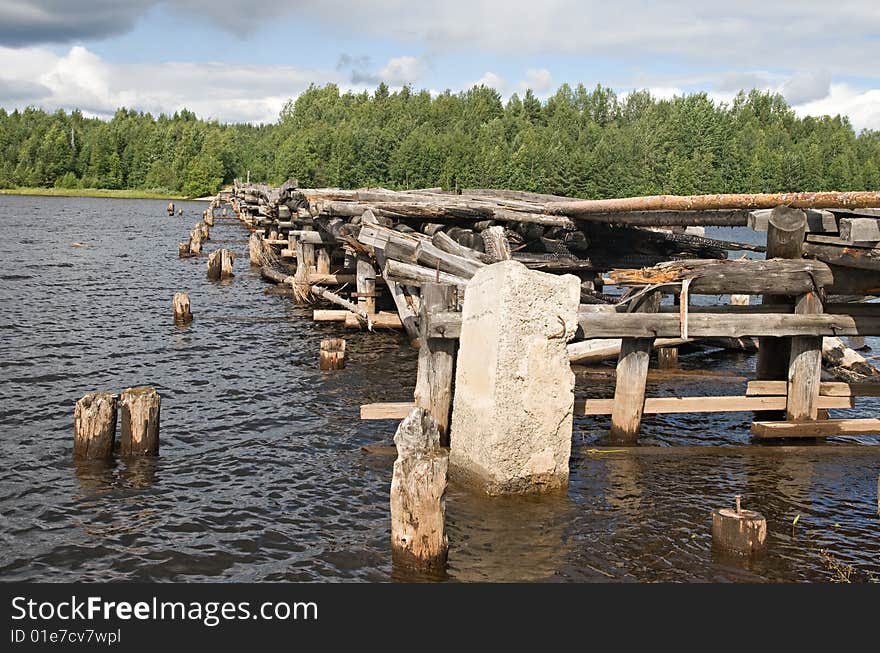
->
[390, 407, 448, 572]
[248, 232, 263, 266]
[319, 338, 346, 370]
[119, 387, 160, 456]
[414, 283, 457, 445]
[73, 392, 118, 460]
[173, 292, 193, 324]
[449, 261, 580, 494]
[711, 495, 767, 556]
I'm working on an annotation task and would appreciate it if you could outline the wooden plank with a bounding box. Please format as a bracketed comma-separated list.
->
[747, 380, 880, 397]
[356, 254, 376, 315]
[807, 234, 880, 249]
[577, 312, 880, 338]
[345, 311, 403, 329]
[787, 292, 823, 421]
[584, 394, 852, 415]
[839, 217, 880, 243]
[313, 309, 348, 322]
[751, 418, 880, 438]
[804, 242, 880, 272]
[749, 208, 837, 233]
[361, 402, 414, 420]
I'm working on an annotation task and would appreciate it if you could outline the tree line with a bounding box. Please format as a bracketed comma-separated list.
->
[1, 83, 878, 198]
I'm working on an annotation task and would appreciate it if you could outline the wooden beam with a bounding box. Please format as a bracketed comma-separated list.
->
[749, 208, 836, 233]
[839, 218, 880, 243]
[804, 242, 880, 272]
[751, 418, 880, 438]
[361, 402, 414, 420]
[584, 394, 852, 415]
[747, 380, 880, 397]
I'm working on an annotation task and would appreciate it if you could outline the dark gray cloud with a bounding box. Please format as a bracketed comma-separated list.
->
[336, 53, 379, 85]
[0, 76, 50, 102]
[783, 70, 832, 105]
[0, 1, 156, 46]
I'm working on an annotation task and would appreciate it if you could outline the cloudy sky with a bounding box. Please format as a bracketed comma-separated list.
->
[1, 0, 879, 129]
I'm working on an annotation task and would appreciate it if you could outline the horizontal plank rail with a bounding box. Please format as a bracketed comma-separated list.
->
[746, 380, 880, 397]
[751, 419, 880, 438]
[361, 394, 854, 419]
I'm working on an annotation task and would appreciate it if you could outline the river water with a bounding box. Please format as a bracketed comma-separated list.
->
[1, 195, 878, 582]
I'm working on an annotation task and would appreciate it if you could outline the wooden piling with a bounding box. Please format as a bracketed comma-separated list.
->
[207, 250, 222, 280]
[609, 292, 659, 444]
[221, 249, 235, 278]
[390, 407, 448, 573]
[204, 211, 214, 227]
[248, 232, 263, 266]
[787, 292, 823, 421]
[172, 292, 193, 324]
[711, 495, 767, 556]
[188, 224, 203, 255]
[119, 387, 160, 456]
[319, 338, 346, 370]
[316, 248, 331, 275]
[166, 202, 175, 216]
[73, 392, 118, 460]
[200, 222, 210, 240]
[178, 242, 190, 258]
[356, 254, 377, 315]
[414, 283, 457, 445]
[657, 346, 679, 370]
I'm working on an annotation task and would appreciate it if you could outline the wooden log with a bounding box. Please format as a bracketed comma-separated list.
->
[172, 292, 192, 325]
[384, 278, 420, 344]
[786, 292, 823, 421]
[839, 218, 880, 243]
[311, 284, 372, 325]
[313, 309, 348, 322]
[583, 394, 851, 415]
[804, 242, 880, 272]
[431, 231, 489, 263]
[607, 259, 832, 295]
[73, 392, 118, 460]
[344, 311, 403, 329]
[248, 232, 263, 266]
[206, 249, 222, 280]
[547, 209, 752, 226]
[567, 337, 688, 364]
[609, 292, 658, 443]
[319, 338, 346, 370]
[826, 264, 880, 295]
[751, 418, 880, 438]
[756, 207, 807, 402]
[545, 191, 880, 215]
[711, 497, 767, 557]
[384, 259, 468, 288]
[119, 387, 160, 456]
[414, 284, 458, 445]
[390, 408, 448, 573]
[492, 208, 577, 229]
[221, 249, 235, 278]
[361, 402, 414, 419]
[308, 273, 356, 285]
[481, 225, 512, 262]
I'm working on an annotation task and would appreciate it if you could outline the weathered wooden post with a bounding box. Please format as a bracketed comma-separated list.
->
[177, 209, 183, 216]
[787, 291, 823, 421]
[414, 283, 457, 445]
[221, 207, 228, 217]
[756, 207, 807, 382]
[119, 387, 160, 456]
[178, 242, 190, 258]
[200, 222, 210, 240]
[609, 292, 660, 444]
[166, 202, 175, 216]
[204, 211, 214, 226]
[657, 345, 678, 370]
[189, 224, 203, 255]
[73, 392, 118, 460]
[390, 407, 448, 572]
[206, 249, 222, 280]
[221, 249, 235, 278]
[316, 248, 331, 275]
[248, 232, 263, 266]
[449, 261, 580, 494]
[319, 338, 346, 370]
[173, 292, 193, 324]
[712, 495, 767, 556]
[481, 225, 512, 262]
[356, 254, 376, 315]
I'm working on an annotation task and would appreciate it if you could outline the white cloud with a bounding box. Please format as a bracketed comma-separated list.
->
[0, 45, 333, 123]
[795, 84, 880, 131]
[473, 71, 505, 91]
[378, 56, 423, 86]
[519, 68, 552, 94]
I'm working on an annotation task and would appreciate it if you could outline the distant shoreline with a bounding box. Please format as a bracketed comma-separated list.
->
[0, 187, 208, 201]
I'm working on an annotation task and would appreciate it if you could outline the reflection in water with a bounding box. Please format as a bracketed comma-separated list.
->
[1, 198, 879, 582]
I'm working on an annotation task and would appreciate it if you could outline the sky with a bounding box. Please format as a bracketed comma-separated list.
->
[0, 0, 879, 130]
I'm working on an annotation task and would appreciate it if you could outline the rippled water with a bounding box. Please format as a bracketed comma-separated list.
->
[1, 195, 878, 583]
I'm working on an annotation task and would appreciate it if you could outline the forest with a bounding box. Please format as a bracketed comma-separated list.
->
[1, 82, 879, 198]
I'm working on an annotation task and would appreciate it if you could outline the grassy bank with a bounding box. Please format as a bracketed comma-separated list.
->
[0, 187, 196, 200]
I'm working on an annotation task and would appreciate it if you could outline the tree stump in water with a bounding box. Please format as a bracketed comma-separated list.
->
[390, 408, 448, 572]
[207, 249, 222, 280]
[74, 392, 118, 460]
[319, 338, 346, 370]
[173, 292, 192, 324]
[711, 496, 767, 556]
[248, 232, 263, 266]
[221, 249, 235, 278]
[119, 387, 160, 456]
